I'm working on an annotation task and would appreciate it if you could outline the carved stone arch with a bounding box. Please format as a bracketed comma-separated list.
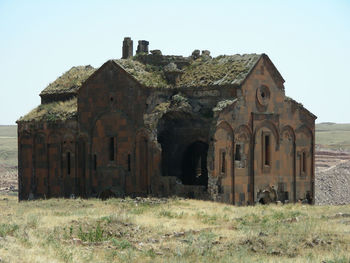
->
[18, 131, 33, 200]
[295, 124, 313, 161]
[159, 110, 194, 120]
[295, 124, 314, 204]
[295, 124, 313, 139]
[212, 120, 234, 202]
[34, 132, 46, 144]
[90, 110, 135, 196]
[78, 133, 89, 141]
[295, 124, 313, 155]
[33, 132, 47, 197]
[48, 132, 61, 144]
[215, 121, 234, 140]
[20, 131, 32, 142]
[233, 124, 252, 172]
[34, 132, 47, 156]
[281, 125, 295, 143]
[47, 132, 62, 198]
[91, 110, 135, 164]
[156, 110, 209, 185]
[234, 124, 252, 142]
[135, 128, 151, 194]
[253, 120, 280, 150]
[62, 132, 75, 152]
[61, 131, 76, 196]
[280, 125, 296, 202]
[91, 109, 134, 139]
[156, 110, 196, 142]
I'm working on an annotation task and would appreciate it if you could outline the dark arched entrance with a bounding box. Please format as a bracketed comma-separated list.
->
[181, 141, 208, 186]
[157, 111, 210, 186]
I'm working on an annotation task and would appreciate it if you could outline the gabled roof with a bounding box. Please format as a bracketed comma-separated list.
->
[113, 59, 169, 88]
[40, 65, 96, 96]
[285, 96, 317, 119]
[113, 54, 261, 88]
[38, 53, 262, 96]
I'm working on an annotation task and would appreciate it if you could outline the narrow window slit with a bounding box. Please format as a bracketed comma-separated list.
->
[302, 151, 306, 173]
[128, 154, 131, 172]
[67, 152, 71, 175]
[221, 151, 226, 173]
[235, 144, 241, 161]
[93, 154, 97, 171]
[109, 137, 115, 161]
[264, 135, 270, 166]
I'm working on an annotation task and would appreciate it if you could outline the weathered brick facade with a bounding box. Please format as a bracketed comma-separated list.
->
[17, 38, 316, 204]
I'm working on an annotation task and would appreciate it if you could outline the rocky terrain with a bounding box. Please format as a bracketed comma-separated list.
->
[315, 148, 350, 205]
[0, 125, 17, 195]
[0, 164, 17, 194]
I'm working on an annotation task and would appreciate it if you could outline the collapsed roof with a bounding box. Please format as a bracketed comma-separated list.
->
[39, 53, 262, 94]
[114, 53, 261, 88]
[19, 47, 306, 122]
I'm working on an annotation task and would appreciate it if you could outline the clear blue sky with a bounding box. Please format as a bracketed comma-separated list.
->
[1, 0, 349, 125]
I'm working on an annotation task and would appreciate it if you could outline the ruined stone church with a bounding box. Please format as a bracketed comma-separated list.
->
[17, 38, 316, 204]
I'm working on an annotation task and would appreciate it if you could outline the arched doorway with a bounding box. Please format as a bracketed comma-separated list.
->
[157, 111, 210, 181]
[181, 141, 208, 186]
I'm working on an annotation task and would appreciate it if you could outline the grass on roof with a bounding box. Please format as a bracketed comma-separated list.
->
[40, 66, 96, 95]
[178, 54, 260, 87]
[116, 55, 260, 88]
[116, 59, 170, 88]
[18, 98, 77, 122]
[38, 54, 261, 94]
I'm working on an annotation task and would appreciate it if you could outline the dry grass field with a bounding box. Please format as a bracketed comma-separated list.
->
[0, 195, 349, 263]
[316, 123, 350, 151]
[0, 125, 17, 167]
[0, 125, 17, 190]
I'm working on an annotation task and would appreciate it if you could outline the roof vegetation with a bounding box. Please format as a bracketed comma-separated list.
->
[40, 65, 96, 95]
[39, 54, 261, 96]
[18, 98, 77, 122]
[177, 54, 261, 87]
[25, 53, 262, 122]
[115, 54, 261, 88]
[115, 59, 170, 88]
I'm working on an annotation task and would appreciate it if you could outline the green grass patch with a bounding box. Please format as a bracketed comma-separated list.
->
[0, 223, 19, 237]
[111, 238, 132, 249]
[77, 222, 106, 243]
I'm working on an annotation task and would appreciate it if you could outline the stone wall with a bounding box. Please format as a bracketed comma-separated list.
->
[207, 55, 315, 205]
[17, 120, 78, 200]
